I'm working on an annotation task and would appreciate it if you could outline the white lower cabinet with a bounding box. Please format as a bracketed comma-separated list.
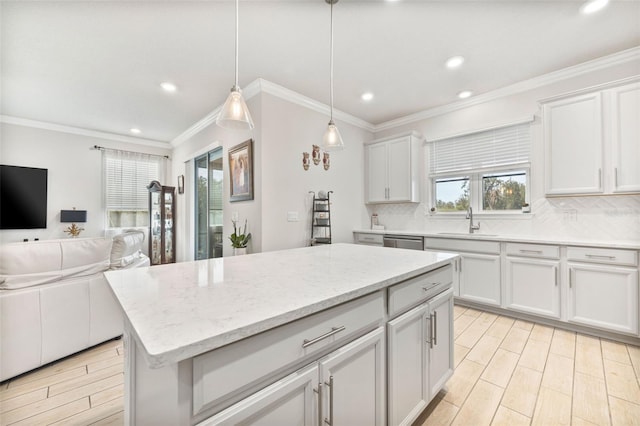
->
[567, 263, 638, 335]
[201, 327, 386, 426]
[459, 253, 501, 306]
[505, 257, 560, 319]
[387, 288, 454, 426]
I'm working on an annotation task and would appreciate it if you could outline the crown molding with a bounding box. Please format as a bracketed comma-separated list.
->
[171, 78, 376, 148]
[0, 115, 171, 149]
[257, 79, 376, 132]
[374, 46, 640, 132]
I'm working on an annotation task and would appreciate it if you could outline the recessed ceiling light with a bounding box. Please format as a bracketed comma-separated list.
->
[458, 90, 473, 99]
[446, 56, 465, 69]
[160, 82, 177, 93]
[130, 128, 142, 135]
[580, 0, 609, 14]
[361, 92, 374, 101]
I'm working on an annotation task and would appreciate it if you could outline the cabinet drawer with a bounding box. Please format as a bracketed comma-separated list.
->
[192, 291, 384, 416]
[505, 242, 560, 259]
[567, 246, 638, 267]
[424, 238, 500, 255]
[388, 265, 453, 318]
[355, 233, 383, 245]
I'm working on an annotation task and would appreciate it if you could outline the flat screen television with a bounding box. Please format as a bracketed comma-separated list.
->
[0, 165, 48, 229]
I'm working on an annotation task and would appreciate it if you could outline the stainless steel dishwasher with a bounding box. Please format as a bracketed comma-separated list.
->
[383, 234, 424, 250]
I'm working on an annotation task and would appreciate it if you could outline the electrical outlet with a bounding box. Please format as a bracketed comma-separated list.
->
[287, 211, 299, 222]
[562, 209, 577, 222]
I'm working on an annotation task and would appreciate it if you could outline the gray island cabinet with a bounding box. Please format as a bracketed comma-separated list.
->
[105, 244, 457, 426]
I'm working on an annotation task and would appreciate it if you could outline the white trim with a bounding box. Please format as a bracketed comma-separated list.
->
[363, 130, 424, 146]
[538, 75, 640, 104]
[171, 78, 375, 148]
[426, 116, 535, 143]
[0, 115, 171, 149]
[375, 46, 640, 132]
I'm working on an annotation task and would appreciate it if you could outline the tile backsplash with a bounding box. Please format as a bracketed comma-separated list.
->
[366, 195, 640, 242]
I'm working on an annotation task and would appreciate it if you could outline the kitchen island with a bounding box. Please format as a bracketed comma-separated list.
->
[105, 243, 457, 425]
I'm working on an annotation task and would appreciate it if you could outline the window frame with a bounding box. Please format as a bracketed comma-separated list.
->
[431, 165, 530, 216]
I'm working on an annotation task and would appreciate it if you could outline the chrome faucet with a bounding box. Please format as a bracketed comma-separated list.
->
[466, 207, 480, 233]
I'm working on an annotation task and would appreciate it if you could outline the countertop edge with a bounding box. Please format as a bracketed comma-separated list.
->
[354, 229, 640, 250]
[136, 255, 456, 369]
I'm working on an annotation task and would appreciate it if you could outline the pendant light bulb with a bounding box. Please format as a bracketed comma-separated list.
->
[216, 0, 254, 130]
[322, 0, 344, 151]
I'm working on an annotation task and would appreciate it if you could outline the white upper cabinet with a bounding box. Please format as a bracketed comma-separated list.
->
[365, 132, 422, 204]
[543, 92, 603, 195]
[542, 78, 640, 196]
[611, 82, 640, 193]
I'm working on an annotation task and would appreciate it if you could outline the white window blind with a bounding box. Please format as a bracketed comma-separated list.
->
[103, 150, 165, 212]
[429, 122, 531, 176]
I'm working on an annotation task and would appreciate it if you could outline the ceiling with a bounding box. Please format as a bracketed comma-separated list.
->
[1, 0, 639, 144]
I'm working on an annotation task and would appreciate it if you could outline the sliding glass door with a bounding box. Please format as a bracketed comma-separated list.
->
[195, 147, 223, 260]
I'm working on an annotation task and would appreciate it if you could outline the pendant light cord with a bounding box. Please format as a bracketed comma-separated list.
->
[329, 0, 334, 123]
[235, 0, 239, 88]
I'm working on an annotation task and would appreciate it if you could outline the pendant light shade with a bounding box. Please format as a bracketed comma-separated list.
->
[216, 0, 254, 130]
[322, 0, 344, 151]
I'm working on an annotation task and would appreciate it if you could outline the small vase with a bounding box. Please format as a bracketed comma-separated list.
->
[233, 247, 247, 256]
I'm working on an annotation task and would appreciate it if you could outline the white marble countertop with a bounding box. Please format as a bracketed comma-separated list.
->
[353, 229, 640, 250]
[105, 243, 456, 369]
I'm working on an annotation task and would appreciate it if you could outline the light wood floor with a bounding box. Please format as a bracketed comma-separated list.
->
[1, 307, 640, 425]
[415, 305, 640, 426]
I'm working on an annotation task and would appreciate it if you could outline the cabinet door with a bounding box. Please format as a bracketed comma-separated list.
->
[567, 263, 638, 335]
[459, 253, 501, 306]
[427, 288, 454, 400]
[611, 83, 640, 193]
[544, 92, 603, 195]
[200, 363, 319, 426]
[366, 142, 388, 203]
[505, 257, 560, 319]
[319, 327, 386, 426]
[387, 137, 412, 202]
[387, 304, 428, 426]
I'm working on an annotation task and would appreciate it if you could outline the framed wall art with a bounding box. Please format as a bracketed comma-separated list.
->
[228, 139, 254, 202]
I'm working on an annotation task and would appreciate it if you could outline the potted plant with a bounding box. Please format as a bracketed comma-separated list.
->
[229, 219, 251, 255]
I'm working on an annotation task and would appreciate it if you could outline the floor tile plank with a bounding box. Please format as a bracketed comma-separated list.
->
[499, 327, 530, 354]
[450, 380, 503, 426]
[441, 359, 484, 407]
[532, 386, 572, 425]
[501, 365, 543, 417]
[573, 371, 611, 425]
[481, 349, 519, 389]
[604, 359, 640, 404]
[541, 353, 574, 396]
[609, 395, 640, 426]
[602, 339, 632, 365]
[517, 338, 551, 372]
[491, 405, 530, 426]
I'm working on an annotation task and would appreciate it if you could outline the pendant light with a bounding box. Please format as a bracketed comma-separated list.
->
[322, 0, 344, 151]
[216, 0, 254, 130]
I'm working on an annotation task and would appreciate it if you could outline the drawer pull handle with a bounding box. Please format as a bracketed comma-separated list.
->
[585, 254, 616, 260]
[519, 249, 543, 254]
[302, 326, 346, 348]
[422, 282, 441, 291]
[363, 237, 374, 241]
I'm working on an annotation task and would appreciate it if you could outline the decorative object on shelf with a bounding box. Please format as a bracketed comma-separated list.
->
[323, 152, 330, 170]
[309, 190, 333, 245]
[522, 203, 531, 213]
[229, 219, 251, 255]
[177, 175, 184, 194]
[312, 144, 321, 165]
[321, 0, 344, 151]
[216, 0, 254, 130]
[147, 180, 175, 265]
[302, 152, 310, 170]
[229, 139, 254, 202]
[371, 213, 378, 228]
[60, 208, 87, 237]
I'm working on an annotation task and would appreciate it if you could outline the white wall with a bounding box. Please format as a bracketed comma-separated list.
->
[260, 93, 372, 252]
[0, 123, 171, 243]
[171, 91, 373, 259]
[369, 59, 640, 242]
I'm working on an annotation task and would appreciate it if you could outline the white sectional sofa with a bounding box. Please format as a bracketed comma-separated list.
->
[0, 232, 149, 382]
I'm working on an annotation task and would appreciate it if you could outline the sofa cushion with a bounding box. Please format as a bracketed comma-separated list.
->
[60, 237, 112, 279]
[0, 238, 112, 290]
[110, 230, 145, 268]
[0, 241, 63, 289]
